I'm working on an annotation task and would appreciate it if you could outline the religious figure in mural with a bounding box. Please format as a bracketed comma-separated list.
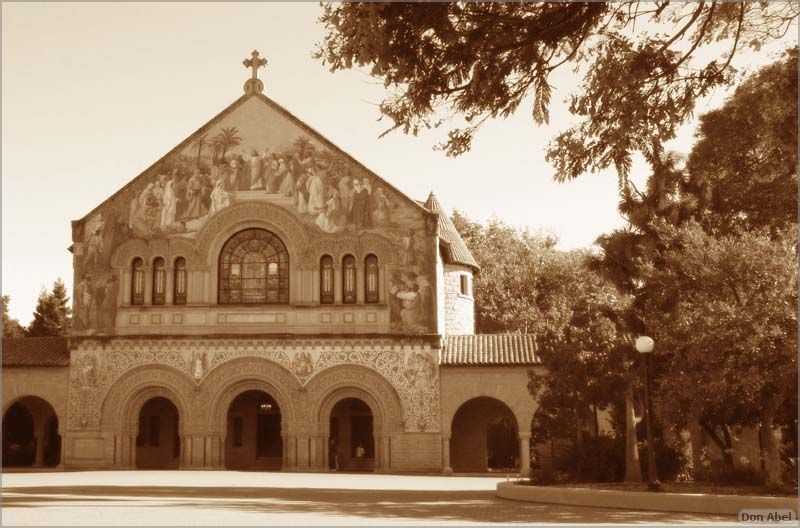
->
[77, 354, 98, 389]
[404, 351, 436, 391]
[84, 222, 104, 270]
[372, 187, 391, 227]
[160, 177, 177, 228]
[247, 150, 264, 190]
[291, 351, 314, 378]
[306, 168, 326, 216]
[99, 274, 119, 330]
[74, 273, 93, 330]
[349, 179, 372, 229]
[191, 350, 207, 380]
[315, 189, 346, 233]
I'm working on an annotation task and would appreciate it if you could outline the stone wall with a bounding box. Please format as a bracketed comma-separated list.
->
[442, 264, 474, 335]
[2, 366, 70, 424]
[440, 365, 543, 475]
[440, 366, 542, 435]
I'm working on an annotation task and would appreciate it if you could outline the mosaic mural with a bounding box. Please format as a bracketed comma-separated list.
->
[72, 97, 436, 335]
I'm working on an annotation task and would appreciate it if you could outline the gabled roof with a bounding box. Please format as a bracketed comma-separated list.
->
[440, 334, 539, 366]
[424, 192, 480, 270]
[75, 92, 429, 225]
[2, 337, 70, 367]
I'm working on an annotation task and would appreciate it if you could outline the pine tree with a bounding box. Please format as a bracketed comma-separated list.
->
[1, 295, 26, 338]
[26, 279, 71, 337]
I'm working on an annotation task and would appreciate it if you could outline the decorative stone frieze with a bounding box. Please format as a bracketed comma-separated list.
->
[69, 337, 440, 433]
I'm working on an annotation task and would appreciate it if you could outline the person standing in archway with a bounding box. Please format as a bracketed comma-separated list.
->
[329, 436, 340, 472]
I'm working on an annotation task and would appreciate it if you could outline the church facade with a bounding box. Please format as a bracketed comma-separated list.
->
[2, 53, 542, 474]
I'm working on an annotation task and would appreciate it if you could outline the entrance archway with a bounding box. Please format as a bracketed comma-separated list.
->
[329, 397, 374, 472]
[450, 397, 519, 472]
[225, 390, 283, 470]
[2, 396, 60, 468]
[135, 397, 180, 469]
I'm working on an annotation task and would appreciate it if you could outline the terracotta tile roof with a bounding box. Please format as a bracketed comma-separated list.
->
[423, 192, 480, 271]
[2, 337, 70, 367]
[441, 334, 539, 366]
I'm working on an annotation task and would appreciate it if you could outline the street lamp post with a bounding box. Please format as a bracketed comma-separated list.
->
[635, 335, 661, 491]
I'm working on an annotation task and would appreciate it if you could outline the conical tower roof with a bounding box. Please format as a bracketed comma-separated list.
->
[424, 192, 479, 271]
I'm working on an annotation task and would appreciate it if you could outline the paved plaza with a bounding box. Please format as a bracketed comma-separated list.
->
[1, 471, 736, 525]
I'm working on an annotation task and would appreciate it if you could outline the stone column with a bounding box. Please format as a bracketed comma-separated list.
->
[286, 434, 296, 470]
[518, 432, 532, 477]
[114, 434, 124, 467]
[204, 435, 214, 468]
[322, 434, 330, 472]
[57, 435, 65, 468]
[374, 435, 382, 471]
[179, 435, 187, 468]
[442, 435, 453, 474]
[308, 436, 318, 469]
[165, 265, 174, 305]
[295, 434, 307, 468]
[33, 426, 46, 467]
[128, 434, 136, 468]
[210, 434, 223, 469]
[382, 435, 391, 471]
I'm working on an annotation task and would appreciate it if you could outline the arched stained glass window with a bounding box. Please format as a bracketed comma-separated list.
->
[218, 228, 289, 304]
[365, 254, 379, 304]
[152, 257, 166, 305]
[320, 255, 334, 304]
[131, 257, 145, 306]
[173, 257, 187, 305]
[342, 255, 356, 304]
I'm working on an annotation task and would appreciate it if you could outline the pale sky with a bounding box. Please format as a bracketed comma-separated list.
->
[2, 2, 795, 324]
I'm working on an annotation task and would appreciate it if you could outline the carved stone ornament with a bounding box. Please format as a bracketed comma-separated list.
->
[69, 337, 441, 433]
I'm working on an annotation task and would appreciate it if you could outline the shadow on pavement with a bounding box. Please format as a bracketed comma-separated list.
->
[1, 485, 735, 524]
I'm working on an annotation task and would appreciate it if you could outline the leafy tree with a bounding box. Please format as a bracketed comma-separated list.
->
[526, 255, 641, 482]
[687, 49, 798, 235]
[215, 126, 242, 162]
[591, 54, 798, 479]
[27, 279, 71, 337]
[452, 211, 643, 481]
[639, 222, 797, 487]
[316, 2, 797, 183]
[1, 295, 26, 338]
[451, 212, 558, 334]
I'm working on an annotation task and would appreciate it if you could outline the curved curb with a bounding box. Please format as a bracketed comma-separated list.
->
[496, 482, 799, 516]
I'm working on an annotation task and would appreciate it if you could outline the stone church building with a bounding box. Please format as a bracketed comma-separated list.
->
[2, 52, 543, 474]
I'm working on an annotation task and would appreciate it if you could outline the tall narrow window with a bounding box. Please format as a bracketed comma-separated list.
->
[342, 255, 356, 304]
[173, 257, 187, 305]
[152, 257, 166, 305]
[131, 257, 144, 305]
[320, 255, 334, 304]
[365, 254, 379, 303]
[460, 275, 470, 296]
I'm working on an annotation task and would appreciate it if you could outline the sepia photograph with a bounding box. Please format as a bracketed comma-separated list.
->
[1, 1, 798, 526]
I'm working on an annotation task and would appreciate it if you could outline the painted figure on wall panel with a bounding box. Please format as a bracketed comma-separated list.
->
[72, 103, 436, 336]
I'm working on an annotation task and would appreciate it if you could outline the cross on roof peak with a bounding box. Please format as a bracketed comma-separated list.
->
[243, 50, 268, 95]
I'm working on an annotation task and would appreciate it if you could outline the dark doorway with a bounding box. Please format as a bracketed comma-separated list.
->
[2, 397, 60, 468]
[226, 390, 282, 470]
[136, 397, 180, 469]
[329, 398, 374, 472]
[450, 397, 519, 472]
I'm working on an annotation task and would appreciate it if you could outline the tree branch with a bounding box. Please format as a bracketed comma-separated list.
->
[659, 1, 706, 52]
